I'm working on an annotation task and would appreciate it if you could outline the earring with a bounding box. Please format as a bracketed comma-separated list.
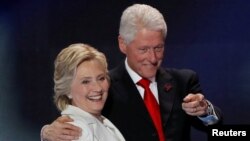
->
[67, 95, 72, 99]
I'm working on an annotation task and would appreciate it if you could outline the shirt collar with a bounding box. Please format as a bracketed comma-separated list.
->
[124, 58, 155, 84]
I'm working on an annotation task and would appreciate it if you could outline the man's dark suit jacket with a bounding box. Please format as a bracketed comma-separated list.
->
[103, 62, 222, 141]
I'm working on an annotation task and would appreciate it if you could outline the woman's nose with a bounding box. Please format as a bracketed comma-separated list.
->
[92, 81, 102, 92]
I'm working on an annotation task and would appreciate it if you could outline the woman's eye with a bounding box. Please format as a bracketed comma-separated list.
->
[99, 76, 106, 81]
[82, 80, 90, 84]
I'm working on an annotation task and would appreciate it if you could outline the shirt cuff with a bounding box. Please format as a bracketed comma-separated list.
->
[198, 100, 219, 125]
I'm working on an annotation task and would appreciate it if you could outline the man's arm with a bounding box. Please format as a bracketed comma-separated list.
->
[41, 116, 82, 141]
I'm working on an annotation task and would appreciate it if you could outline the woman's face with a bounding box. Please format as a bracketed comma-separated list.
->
[70, 59, 109, 116]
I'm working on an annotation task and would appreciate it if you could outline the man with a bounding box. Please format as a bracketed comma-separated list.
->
[41, 4, 222, 141]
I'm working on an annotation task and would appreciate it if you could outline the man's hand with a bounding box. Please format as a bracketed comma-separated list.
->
[182, 93, 208, 116]
[42, 116, 82, 141]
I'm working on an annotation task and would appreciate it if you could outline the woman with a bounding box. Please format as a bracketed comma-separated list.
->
[53, 43, 125, 141]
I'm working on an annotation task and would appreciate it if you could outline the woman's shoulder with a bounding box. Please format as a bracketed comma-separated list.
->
[68, 116, 94, 141]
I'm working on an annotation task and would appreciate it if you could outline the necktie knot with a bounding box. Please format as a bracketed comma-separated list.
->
[137, 78, 151, 88]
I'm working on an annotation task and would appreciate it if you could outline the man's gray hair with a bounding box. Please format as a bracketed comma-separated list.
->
[119, 4, 167, 44]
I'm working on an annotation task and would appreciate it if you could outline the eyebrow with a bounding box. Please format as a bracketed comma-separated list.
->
[78, 73, 106, 79]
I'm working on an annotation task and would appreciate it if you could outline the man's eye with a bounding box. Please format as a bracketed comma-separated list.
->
[138, 48, 148, 53]
[154, 47, 163, 52]
[140, 48, 147, 51]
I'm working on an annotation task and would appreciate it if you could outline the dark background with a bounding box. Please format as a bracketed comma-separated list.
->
[0, 0, 250, 140]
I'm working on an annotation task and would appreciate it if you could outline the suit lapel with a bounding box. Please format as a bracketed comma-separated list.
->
[112, 63, 156, 128]
[109, 63, 178, 132]
[90, 118, 120, 141]
[88, 122, 101, 141]
[156, 68, 176, 127]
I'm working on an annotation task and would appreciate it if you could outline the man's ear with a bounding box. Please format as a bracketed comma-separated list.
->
[118, 35, 127, 54]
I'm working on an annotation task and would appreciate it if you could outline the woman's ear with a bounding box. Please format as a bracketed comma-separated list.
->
[118, 35, 127, 54]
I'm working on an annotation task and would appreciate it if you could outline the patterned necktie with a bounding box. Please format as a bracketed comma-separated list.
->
[137, 78, 165, 141]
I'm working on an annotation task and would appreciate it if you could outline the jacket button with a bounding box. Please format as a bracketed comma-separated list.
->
[152, 132, 157, 137]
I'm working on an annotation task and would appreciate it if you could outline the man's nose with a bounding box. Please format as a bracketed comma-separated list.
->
[147, 49, 157, 63]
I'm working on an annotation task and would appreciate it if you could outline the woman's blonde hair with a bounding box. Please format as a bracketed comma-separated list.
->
[53, 43, 108, 111]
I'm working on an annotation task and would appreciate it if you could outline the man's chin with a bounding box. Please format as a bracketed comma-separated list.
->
[141, 72, 157, 79]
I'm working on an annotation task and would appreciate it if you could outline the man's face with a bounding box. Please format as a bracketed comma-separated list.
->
[119, 29, 165, 79]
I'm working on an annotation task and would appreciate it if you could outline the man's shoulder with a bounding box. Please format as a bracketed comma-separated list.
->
[162, 67, 197, 76]
[161, 68, 202, 92]
[109, 63, 126, 78]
